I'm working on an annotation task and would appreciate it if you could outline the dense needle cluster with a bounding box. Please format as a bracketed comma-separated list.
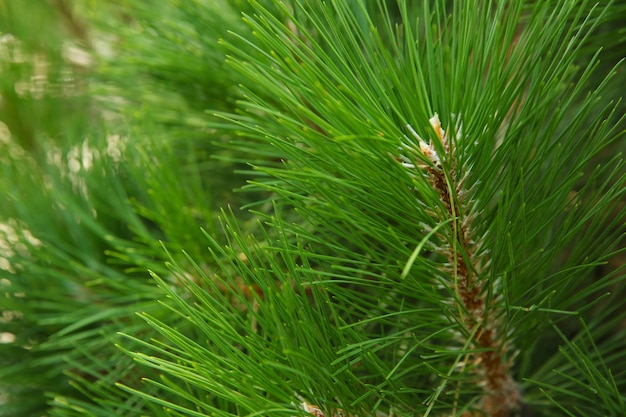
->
[295, 116, 524, 417]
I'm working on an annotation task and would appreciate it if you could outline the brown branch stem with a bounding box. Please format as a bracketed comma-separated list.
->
[402, 115, 521, 416]
[427, 160, 520, 417]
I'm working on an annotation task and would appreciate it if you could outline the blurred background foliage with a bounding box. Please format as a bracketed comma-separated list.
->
[0, 1, 624, 416]
[0, 1, 261, 415]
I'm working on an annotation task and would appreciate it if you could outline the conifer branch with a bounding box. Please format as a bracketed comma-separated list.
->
[401, 115, 521, 417]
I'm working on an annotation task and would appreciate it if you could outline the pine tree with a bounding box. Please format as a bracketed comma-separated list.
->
[1, 1, 624, 417]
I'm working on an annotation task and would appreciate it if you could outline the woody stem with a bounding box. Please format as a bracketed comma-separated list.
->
[427, 163, 520, 417]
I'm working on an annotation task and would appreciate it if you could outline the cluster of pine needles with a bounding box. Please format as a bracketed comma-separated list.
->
[0, 1, 624, 416]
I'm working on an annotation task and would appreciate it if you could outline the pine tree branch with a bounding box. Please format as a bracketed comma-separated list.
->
[401, 115, 520, 417]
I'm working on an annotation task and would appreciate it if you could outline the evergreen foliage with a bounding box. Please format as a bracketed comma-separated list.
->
[0, 1, 624, 416]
